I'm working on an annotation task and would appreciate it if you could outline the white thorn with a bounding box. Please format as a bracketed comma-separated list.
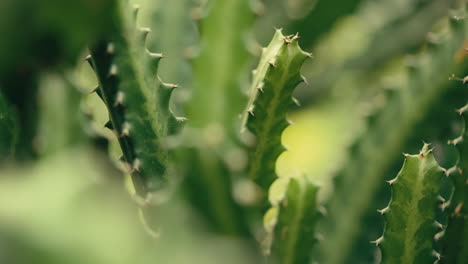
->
[121, 122, 131, 137]
[106, 43, 115, 54]
[114, 91, 125, 106]
[109, 64, 118, 76]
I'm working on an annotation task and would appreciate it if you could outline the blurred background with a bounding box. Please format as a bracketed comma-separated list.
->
[0, 0, 466, 263]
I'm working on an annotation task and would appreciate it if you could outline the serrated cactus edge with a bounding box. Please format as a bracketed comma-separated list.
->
[264, 176, 320, 264]
[88, 1, 184, 197]
[375, 144, 444, 264]
[241, 29, 311, 192]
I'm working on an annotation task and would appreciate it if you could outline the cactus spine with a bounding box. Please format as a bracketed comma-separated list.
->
[88, 1, 183, 197]
[241, 29, 311, 191]
[144, 0, 196, 90]
[241, 29, 316, 263]
[376, 144, 443, 263]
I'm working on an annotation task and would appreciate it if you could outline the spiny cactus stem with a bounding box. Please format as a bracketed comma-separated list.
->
[242, 29, 310, 191]
[378, 144, 443, 264]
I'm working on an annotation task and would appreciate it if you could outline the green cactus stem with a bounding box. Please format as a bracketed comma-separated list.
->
[179, 0, 256, 236]
[88, 1, 183, 197]
[241, 29, 311, 191]
[143, 0, 196, 91]
[375, 144, 444, 264]
[265, 177, 320, 264]
[286, 0, 364, 48]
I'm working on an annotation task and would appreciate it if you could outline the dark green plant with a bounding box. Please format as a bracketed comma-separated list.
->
[2, 0, 468, 263]
[442, 103, 468, 263]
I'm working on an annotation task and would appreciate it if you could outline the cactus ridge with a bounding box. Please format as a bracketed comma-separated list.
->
[266, 177, 320, 264]
[242, 29, 311, 191]
[318, 6, 468, 264]
[89, 1, 183, 196]
[442, 102, 468, 263]
[377, 144, 443, 264]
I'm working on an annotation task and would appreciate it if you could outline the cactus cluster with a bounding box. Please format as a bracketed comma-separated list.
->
[1, 0, 468, 263]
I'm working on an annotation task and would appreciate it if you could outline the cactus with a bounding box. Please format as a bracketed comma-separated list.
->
[442, 103, 468, 263]
[240, 30, 315, 262]
[241, 29, 311, 191]
[375, 144, 444, 263]
[317, 6, 468, 264]
[4, 0, 468, 263]
[88, 1, 183, 196]
[264, 176, 320, 264]
[178, 0, 256, 235]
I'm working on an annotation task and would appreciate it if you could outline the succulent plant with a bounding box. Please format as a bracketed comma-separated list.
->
[1, 0, 468, 263]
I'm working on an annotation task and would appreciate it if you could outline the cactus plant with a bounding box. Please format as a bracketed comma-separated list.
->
[264, 176, 320, 264]
[375, 144, 444, 264]
[0, 91, 17, 161]
[88, 2, 183, 197]
[241, 29, 311, 191]
[316, 6, 468, 263]
[2, 0, 468, 264]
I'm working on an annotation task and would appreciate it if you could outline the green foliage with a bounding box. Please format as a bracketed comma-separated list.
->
[88, 2, 183, 196]
[0, 71, 40, 161]
[317, 6, 468, 263]
[0, 91, 17, 161]
[377, 144, 443, 264]
[286, 0, 364, 48]
[300, 0, 459, 104]
[242, 29, 310, 191]
[0, 0, 115, 73]
[188, 0, 254, 130]
[265, 177, 320, 264]
[2, 0, 468, 264]
[442, 103, 468, 263]
[178, 0, 256, 236]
